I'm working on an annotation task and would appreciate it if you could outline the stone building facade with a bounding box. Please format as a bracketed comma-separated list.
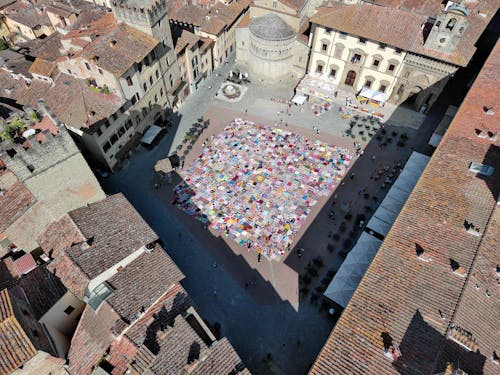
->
[236, 0, 312, 82]
[306, 1, 492, 112]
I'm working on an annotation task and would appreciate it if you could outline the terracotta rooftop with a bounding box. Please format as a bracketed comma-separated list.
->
[310, 2, 498, 67]
[20, 73, 125, 129]
[106, 244, 184, 325]
[28, 57, 57, 78]
[16, 265, 67, 320]
[200, 0, 251, 35]
[0, 168, 35, 233]
[66, 193, 158, 279]
[279, 0, 306, 12]
[124, 282, 191, 346]
[74, 21, 159, 77]
[310, 40, 500, 375]
[0, 288, 37, 374]
[16, 31, 64, 62]
[167, 0, 208, 26]
[132, 315, 250, 375]
[67, 302, 119, 375]
[2, 0, 51, 29]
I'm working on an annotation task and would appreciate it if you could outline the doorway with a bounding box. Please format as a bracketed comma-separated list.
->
[345, 70, 356, 86]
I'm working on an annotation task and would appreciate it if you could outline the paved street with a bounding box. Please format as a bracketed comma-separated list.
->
[102, 54, 462, 374]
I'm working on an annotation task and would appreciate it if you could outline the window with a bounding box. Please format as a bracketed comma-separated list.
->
[469, 162, 494, 176]
[351, 53, 362, 64]
[87, 283, 113, 310]
[358, 38, 366, 44]
[98, 68, 103, 75]
[64, 306, 75, 315]
[103, 119, 110, 128]
[329, 68, 336, 78]
[325, 27, 332, 34]
[148, 101, 152, 110]
[103, 142, 111, 152]
[316, 63, 323, 73]
[117, 126, 126, 137]
[96, 128, 102, 137]
[126, 76, 133, 86]
[388, 64, 396, 72]
[364, 79, 372, 88]
[334, 44, 344, 58]
[169, 74, 173, 87]
[379, 43, 386, 50]
[339, 32, 347, 40]
[155, 69, 159, 79]
[85, 62, 91, 70]
[154, 94, 158, 103]
[67, 69, 72, 75]
[379, 84, 387, 93]
[111, 113, 118, 121]
[160, 87, 164, 97]
[373, 59, 380, 67]
[131, 95, 137, 105]
[125, 119, 133, 130]
[110, 134, 118, 145]
[321, 43, 328, 52]
[143, 82, 147, 92]
[395, 48, 402, 54]
[149, 76, 153, 85]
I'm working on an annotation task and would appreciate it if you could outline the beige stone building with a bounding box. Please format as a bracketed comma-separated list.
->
[236, 0, 317, 82]
[306, 1, 497, 111]
[175, 29, 214, 93]
[1, 0, 55, 43]
[168, 0, 251, 69]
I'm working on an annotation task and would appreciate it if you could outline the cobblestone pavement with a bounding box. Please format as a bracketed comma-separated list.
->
[103, 54, 452, 374]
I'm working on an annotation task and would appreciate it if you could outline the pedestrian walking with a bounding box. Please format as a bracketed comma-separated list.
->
[372, 155, 376, 162]
[350, 173, 356, 180]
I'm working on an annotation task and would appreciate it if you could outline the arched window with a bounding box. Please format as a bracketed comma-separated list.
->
[316, 60, 325, 74]
[387, 59, 399, 73]
[329, 64, 339, 78]
[364, 75, 375, 88]
[320, 39, 329, 52]
[334, 43, 344, 59]
[379, 80, 390, 93]
[446, 18, 456, 31]
[372, 55, 383, 69]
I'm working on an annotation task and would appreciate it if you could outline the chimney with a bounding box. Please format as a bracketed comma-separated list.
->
[109, 39, 117, 47]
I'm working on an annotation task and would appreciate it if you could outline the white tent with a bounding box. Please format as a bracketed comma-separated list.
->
[140, 125, 163, 145]
[358, 87, 375, 99]
[292, 93, 308, 105]
[324, 232, 382, 308]
[367, 152, 430, 237]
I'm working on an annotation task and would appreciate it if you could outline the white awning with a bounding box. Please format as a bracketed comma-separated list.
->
[292, 93, 307, 105]
[292, 93, 308, 105]
[367, 152, 430, 237]
[358, 88, 387, 102]
[372, 91, 387, 102]
[323, 232, 383, 308]
[140, 125, 163, 145]
[358, 87, 375, 98]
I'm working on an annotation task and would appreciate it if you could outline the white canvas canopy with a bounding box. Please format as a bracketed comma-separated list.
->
[367, 152, 430, 237]
[323, 232, 382, 308]
[292, 93, 308, 105]
[141, 125, 163, 145]
[358, 87, 375, 99]
[358, 88, 387, 103]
